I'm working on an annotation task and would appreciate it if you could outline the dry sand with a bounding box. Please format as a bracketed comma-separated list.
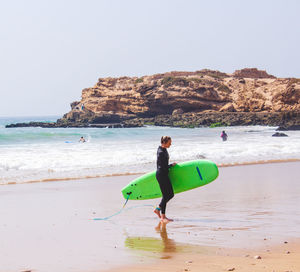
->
[0, 161, 299, 272]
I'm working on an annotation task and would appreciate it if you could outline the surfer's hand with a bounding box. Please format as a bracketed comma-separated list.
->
[171, 163, 177, 167]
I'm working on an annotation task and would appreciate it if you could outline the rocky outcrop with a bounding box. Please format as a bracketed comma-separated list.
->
[57, 68, 300, 125]
[6, 68, 300, 129]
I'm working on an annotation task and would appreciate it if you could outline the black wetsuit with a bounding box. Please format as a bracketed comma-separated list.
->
[156, 146, 174, 214]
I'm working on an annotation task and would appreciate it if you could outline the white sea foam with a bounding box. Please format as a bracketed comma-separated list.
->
[0, 120, 300, 184]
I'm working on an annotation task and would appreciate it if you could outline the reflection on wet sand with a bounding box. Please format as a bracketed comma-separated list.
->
[125, 221, 177, 259]
[124, 221, 214, 260]
[155, 221, 176, 258]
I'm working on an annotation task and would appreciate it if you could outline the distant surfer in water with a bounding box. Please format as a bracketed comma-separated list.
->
[154, 136, 177, 223]
[220, 130, 228, 141]
[79, 136, 86, 143]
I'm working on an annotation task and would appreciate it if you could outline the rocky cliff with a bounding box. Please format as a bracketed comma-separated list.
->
[56, 68, 300, 128]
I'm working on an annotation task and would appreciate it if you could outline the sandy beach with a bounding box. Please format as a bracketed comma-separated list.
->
[0, 161, 299, 272]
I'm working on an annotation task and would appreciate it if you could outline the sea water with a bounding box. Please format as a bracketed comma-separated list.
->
[0, 116, 300, 185]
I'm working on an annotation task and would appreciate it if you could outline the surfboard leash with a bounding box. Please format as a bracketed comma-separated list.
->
[92, 192, 132, 220]
[92, 192, 154, 221]
[92, 204, 154, 221]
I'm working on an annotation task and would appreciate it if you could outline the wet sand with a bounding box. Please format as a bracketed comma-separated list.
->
[108, 239, 300, 272]
[0, 161, 299, 272]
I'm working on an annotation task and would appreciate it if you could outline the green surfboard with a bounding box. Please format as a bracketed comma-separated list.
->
[122, 160, 219, 200]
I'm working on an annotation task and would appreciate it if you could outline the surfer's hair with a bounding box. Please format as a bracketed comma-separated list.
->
[161, 136, 171, 144]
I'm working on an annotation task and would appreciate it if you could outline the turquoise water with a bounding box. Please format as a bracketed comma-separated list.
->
[1, 116, 300, 184]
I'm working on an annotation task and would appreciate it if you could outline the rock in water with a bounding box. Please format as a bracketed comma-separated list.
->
[272, 132, 288, 137]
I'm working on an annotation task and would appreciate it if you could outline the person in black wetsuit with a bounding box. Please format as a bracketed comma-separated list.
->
[154, 136, 177, 222]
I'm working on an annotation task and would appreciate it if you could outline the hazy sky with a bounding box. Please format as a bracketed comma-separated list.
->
[1, 0, 299, 117]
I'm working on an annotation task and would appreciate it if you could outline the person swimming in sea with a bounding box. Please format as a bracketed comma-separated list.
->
[220, 130, 228, 141]
[79, 136, 86, 143]
[154, 136, 177, 223]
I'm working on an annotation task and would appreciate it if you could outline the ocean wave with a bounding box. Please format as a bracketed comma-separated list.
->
[1, 125, 300, 185]
[1, 159, 299, 186]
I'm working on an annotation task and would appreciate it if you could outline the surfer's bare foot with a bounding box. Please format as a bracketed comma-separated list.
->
[154, 207, 161, 219]
[161, 214, 173, 223]
[161, 218, 173, 223]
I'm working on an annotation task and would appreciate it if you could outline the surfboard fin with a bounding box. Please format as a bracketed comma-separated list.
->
[123, 192, 132, 208]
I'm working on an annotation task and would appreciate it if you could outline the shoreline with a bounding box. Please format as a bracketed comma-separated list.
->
[2, 158, 300, 186]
